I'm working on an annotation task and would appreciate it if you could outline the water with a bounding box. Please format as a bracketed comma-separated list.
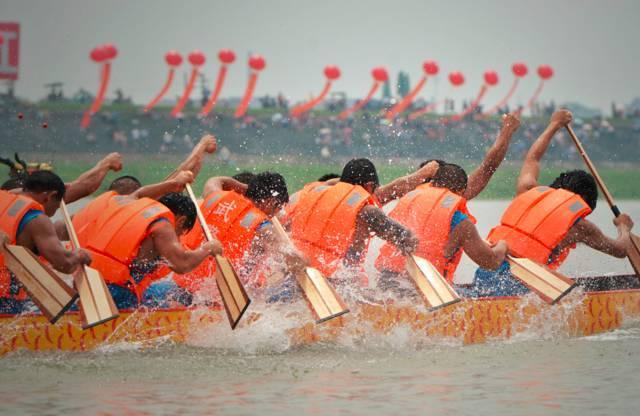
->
[2, 200, 640, 415]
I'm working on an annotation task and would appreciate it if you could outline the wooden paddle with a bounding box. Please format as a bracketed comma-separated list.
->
[0, 237, 77, 324]
[565, 125, 640, 277]
[60, 200, 119, 329]
[271, 217, 349, 323]
[184, 183, 250, 329]
[405, 255, 461, 310]
[505, 256, 576, 304]
[479, 239, 577, 304]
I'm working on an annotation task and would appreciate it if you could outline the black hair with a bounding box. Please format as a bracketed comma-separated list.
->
[317, 173, 340, 182]
[159, 192, 197, 231]
[431, 163, 468, 194]
[340, 158, 380, 187]
[549, 169, 598, 210]
[23, 171, 66, 199]
[246, 172, 289, 205]
[232, 171, 256, 185]
[419, 159, 447, 169]
[1, 177, 25, 191]
[108, 175, 142, 195]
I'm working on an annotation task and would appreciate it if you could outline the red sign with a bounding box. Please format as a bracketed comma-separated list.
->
[0, 22, 20, 80]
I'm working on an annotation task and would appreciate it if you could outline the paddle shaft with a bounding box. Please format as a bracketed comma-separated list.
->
[60, 200, 88, 273]
[184, 183, 215, 242]
[565, 125, 619, 216]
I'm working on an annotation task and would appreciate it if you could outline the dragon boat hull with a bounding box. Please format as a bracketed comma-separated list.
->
[2, 276, 640, 355]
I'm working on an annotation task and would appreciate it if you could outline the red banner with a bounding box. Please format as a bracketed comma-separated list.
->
[0, 22, 20, 80]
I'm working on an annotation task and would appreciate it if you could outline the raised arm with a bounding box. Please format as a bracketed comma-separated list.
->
[465, 113, 520, 200]
[25, 216, 91, 274]
[516, 109, 573, 195]
[568, 215, 634, 258]
[132, 171, 194, 200]
[202, 176, 248, 198]
[166, 135, 217, 181]
[151, 223, 223, 274]
[375, 161, 439, 205]
[64, 153, 123, 203]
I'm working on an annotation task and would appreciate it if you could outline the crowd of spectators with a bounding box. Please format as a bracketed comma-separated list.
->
[1, 96, 638, 165]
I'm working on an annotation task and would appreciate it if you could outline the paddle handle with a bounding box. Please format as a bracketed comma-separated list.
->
[60, 200, 91, 277]
[565, 125, 619, 216]
[60, 200, 82, 251]
[185, 183, 215, 242]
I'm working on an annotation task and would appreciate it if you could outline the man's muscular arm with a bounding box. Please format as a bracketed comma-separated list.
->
[132, 171, 194, 200]
[252, 223, 308, 276]
[202, 177, 248, 199]
[25, 216, 91, 274]
[64, 153, 123, 203]
[360, 205, 418, 254]
[465, 113, 520, 200]
[516, 109, 573, 195]
[375, 161, 439, 205]
[167, 135, 217, 181]
[448, 220, 507, 270]
[568, 215, 634, 258]
[151, 223, 222, 274]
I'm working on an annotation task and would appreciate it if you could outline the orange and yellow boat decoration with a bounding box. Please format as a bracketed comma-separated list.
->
[2, 280, 640, 355]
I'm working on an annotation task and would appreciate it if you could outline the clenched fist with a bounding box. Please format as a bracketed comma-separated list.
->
[100, 152, 123, 172]
[550, 109, 573, 128]
[501, 113, 520, 134]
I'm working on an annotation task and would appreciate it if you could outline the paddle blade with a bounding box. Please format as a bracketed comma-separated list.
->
[295, 267, 349, 323]
[2, 244, 78, 323]
[214, 255, 250, 329]
[405, 255, 461, 311]
[626, 233, 640, 278]
[74, 267, 119, 329]
[506, 256, 576, 304]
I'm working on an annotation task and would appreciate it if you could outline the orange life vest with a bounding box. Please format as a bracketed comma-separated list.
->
[72, 191, 117, 247]
[376, 184, 475, 282]
[487, 186, 592, 268]
[174, 190, 268, 293]
[283, 181, 322, 223]
[74, 194, 175, 300]
[289, 181, 376, 276]
[0, 191, 44, 300]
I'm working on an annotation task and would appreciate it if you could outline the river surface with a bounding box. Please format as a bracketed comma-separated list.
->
[1, 200, 640, 415]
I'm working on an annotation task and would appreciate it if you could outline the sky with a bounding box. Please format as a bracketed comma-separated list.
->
[1, 0, 639, 112]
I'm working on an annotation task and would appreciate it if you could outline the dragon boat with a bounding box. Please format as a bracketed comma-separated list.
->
[1, 275, 639, 355]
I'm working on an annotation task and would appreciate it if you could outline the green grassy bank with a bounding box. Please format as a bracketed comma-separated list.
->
[10, 156, 638, 200]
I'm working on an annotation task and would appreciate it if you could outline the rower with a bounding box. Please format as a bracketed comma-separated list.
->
[0, 171, 91, 313]
[284, 158, 420, 286]
[375, 113, 520, 292]
[466, 109, 635, 297]
[167, 172, 308, 305]
[72, 171, 223, 309]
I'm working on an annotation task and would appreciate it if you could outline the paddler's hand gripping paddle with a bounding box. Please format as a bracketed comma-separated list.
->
[184, 183, 250, 329]
[271, 217, 349, 323]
